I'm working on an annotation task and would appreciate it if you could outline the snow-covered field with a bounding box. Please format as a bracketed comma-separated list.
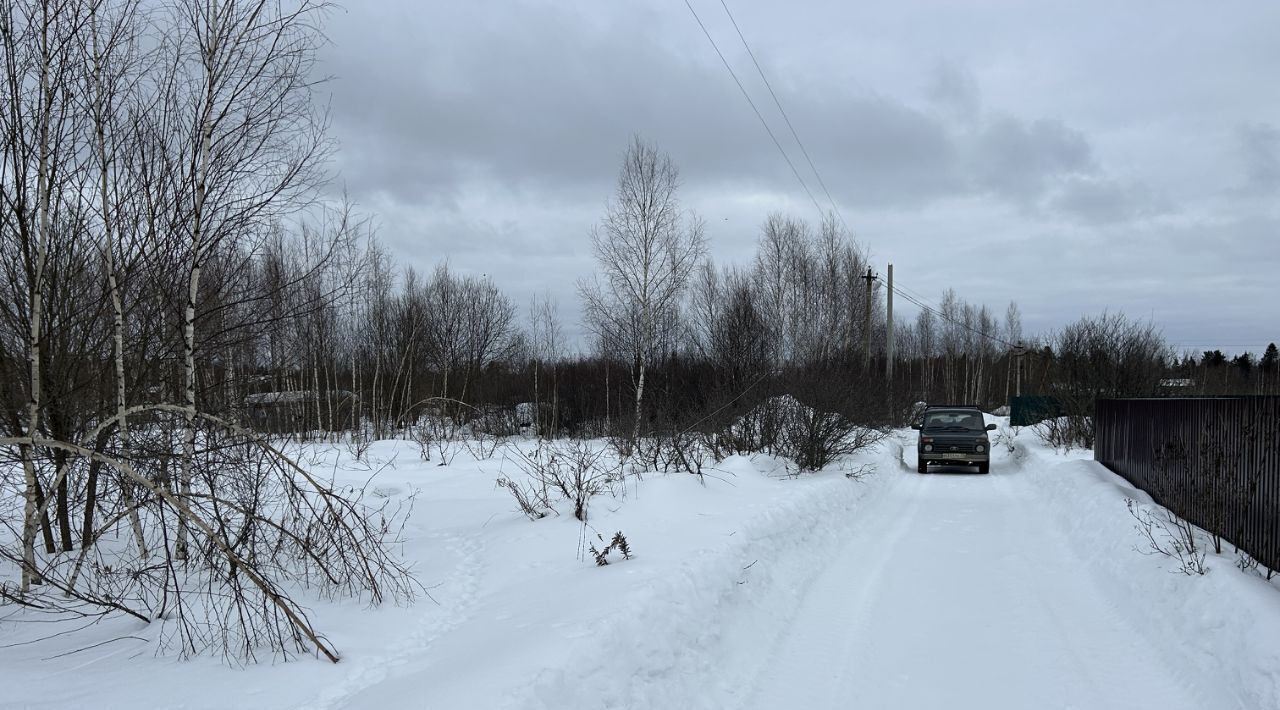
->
[3, 419, 1278, 709]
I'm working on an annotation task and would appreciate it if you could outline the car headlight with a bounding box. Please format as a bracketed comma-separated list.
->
[975, 444, 985, 453]
[923, 444, 933, 452]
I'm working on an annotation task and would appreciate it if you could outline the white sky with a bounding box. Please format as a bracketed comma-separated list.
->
[314, 0, 1280, 356]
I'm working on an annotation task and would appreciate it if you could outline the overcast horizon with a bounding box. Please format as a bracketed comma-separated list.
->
[312, 0, 1279, 357]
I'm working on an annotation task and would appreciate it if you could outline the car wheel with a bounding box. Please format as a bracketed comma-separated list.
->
[917, 461, 928, 474]
[977, 462, 989, 474]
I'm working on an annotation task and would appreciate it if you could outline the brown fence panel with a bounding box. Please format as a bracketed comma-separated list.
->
[1095, 396, 1280, 573]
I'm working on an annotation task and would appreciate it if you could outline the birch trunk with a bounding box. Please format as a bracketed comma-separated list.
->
[631, 359, 646, 455]
[87, 7, 148, 562]
[312, 350, 322, 435]
[629, 303, 651, 457]
[177, 42, 215, 562]
[20, 7, 57, 591]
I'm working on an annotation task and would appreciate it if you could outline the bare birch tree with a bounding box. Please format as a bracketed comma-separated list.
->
[0, 0, 95, 590]
[83, 0, 149, 562]
[579, 136, 706, 455]
[158, 0, 332, 559]
[528, 290, 564, 436]
[0, 0, 415, 664]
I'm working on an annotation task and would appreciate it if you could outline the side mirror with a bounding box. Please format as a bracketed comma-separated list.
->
[985, 423, 997, 431]
[911, 423, 922, 430]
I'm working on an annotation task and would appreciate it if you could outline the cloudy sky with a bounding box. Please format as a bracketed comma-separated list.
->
[314, 0, 1279, 356]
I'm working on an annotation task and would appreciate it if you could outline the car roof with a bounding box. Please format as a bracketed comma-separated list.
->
[922, 409, 985, 421]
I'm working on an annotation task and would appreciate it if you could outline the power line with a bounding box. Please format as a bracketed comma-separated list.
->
[886, 279, 940, 314]
[682, 0, 825, 217]
[879, 275, 1019, 349]
[715, 0, 854, 237]
[686, 0, 1018, 353]
[1174, 346, 1273, 349]
[874, 271, 964, 317]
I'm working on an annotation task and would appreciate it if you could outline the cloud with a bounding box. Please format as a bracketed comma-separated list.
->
[966, 116, 1095, 204]
[1049, 176, 1167, 225]
[758, 91, 961, 209]
[1237, 123, 1280, 194]
[321, 4, 968, 213]
[319, 0, 1146, 232]
[928, 62, 980, 117]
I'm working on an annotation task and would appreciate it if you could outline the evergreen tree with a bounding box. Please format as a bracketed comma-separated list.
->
[1201, 350, 1227, 367]
[1261, 343, 1279, 373]
[1231, 352, 1254, 377]
[1261, 343, 1279, 394]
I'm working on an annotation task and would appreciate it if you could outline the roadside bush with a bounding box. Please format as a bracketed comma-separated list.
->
[1126, 497, 1207, 575]
[1035, 415, 1093, 451]
[716, 394, 888, 472]
[774, 396, 888, 471]
[503, 438, 620, 522]
[713, 396, 785, 457]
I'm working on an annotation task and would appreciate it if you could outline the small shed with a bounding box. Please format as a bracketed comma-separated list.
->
[244, 390, 359, 434]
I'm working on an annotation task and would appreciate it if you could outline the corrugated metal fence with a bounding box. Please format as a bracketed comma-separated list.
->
[1094, 396, 1280, 572]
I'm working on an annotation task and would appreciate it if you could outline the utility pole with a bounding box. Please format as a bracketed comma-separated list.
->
[1012, 341, 1027, 397]
[861, 267, 874, 370]
[885, 264, 894, 381]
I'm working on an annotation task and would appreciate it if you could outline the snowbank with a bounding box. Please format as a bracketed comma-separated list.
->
[1009, 425, 1280, 710]
[0, 438, 896, 710]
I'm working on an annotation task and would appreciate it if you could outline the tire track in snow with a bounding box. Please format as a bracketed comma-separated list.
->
[738, 445, 1225, 710]
[741, 469, 928, 708]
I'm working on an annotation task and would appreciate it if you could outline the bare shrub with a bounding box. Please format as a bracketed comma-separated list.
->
[775, 399, 889, 472]
[644, 428, 713, 478]
[496, 476, 550, 521]
[425, 416, 461, 466]
[1034, 415, 1092, 452]
[1, 408, 417, 662]
[469, 405, 521, 437]
[506, 438, 619, 522]
[715, 395, 785, 457]
[1126, 497, 1206, 575]
[410, 419, 433, 462]
[345, 423, 374, 462]
[993, 427, 1019, 455]
[842, 463, 876, 480]
[1236, 550, 1262, 577]
[703, 384, 888, 472]
[464, 431, 503, 461]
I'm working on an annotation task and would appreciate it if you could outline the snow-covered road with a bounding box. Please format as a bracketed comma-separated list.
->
[741, 455, 1226, 710]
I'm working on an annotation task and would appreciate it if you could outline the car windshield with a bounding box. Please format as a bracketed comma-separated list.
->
[922, 411, 983, 430]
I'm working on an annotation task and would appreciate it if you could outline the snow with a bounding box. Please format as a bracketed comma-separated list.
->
[3, 421, 1279, 709]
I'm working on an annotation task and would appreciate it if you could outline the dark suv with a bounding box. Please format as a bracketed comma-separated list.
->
[911, 405, 997, 474]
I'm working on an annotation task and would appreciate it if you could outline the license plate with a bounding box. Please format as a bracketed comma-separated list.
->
[941, 453, 969, 460]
